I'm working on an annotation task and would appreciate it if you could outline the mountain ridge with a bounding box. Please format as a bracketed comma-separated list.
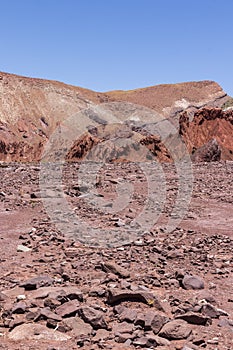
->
[0, 71, 232, 162]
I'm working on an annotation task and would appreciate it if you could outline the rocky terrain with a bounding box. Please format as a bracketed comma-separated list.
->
[0, 72, 232, 162]
[0, 73, 232, 349]
[179, 108, 233, 161]
[0, 161, 232, 349]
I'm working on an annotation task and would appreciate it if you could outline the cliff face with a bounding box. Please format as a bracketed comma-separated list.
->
[179, 108, 233, 161]
[107, 80, 228, 119]
[0, 71, 231, 162]
[0, 72, 106, 161]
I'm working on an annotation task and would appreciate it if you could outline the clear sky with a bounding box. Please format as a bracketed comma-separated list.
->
[1, 0, 233, 95]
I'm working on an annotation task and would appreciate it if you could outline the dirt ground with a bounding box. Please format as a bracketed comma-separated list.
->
[0, 161, 232, 349]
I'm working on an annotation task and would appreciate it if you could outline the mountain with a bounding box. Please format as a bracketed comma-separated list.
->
[0, 71, 232, 162]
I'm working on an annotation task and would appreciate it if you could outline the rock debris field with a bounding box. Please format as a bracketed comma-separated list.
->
[0, 161, 232, 350]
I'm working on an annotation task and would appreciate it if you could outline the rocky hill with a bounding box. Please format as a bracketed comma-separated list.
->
[0, 71, 232, 162]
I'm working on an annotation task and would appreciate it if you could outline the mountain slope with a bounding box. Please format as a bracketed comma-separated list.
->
[0, 71, 231, 162]
[107, 80, 228, 119]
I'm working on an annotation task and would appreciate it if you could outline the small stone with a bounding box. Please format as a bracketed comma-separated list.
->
[183, 342, 200, 350]
[115, 332, 134, 343]
[117, 307, 138, 323]
[134, 312, 146, 327]
[78, 306, 107, 329]
[17, 244, 31, 252]
[48, 290, 67, 303]
[55, 300, 80, 318]
[38, 307, 63, 321]
[182, 275, 204, 290]
[64, 317, 93, 337]
[207, 337, 219, 344]
[124, 339, 132, 347]
[146, 312, 167, 334]
[12, 302, 27, 314]
[20, 276, 53, 290]
[134, 239, 144, 246]
[134, 311, 167, 334]
[44, 297, 61, 309]
[93, 329, 110, 342]
[26, 311, 39, 321]
[153, 335, 171, 346]
[196, 291, 216, 304]
[112, 321, 134, 335]
[176, 312, 211, 325]
[101, 261, 130, 278]
[192, 336, 207, 346]
[0, 292, 7, 301]
[133, 337, 149, 346]
[216, 308, 228, 316]
[145, 331, 170, 346]
[218, 318, 233, 329]
[47, 319, 72, 333]
[201, 303, 220, 318]
[8, 316, 25, 330]
[159, 319, 192, 340]
[62, 287, 83, 301]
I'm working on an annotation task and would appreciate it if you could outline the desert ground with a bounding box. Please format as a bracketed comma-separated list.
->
[0, 160, 232, 350]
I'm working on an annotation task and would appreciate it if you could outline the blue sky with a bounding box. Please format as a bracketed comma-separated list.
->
[1, 0, 233, 95]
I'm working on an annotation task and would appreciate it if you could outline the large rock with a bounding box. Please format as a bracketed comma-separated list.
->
[107, 289, 164, 311]
[175, 312, 211, 325]
[101, 261, 130, 278]
[20, 276, 54, 290]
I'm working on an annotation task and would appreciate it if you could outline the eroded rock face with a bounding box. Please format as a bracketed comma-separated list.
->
[0, 72, 231, 162]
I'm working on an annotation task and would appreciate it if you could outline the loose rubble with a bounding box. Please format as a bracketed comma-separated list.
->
[0, 161, 232, 349]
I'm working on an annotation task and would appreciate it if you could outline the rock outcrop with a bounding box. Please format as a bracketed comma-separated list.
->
[179, 107, 233, 161]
